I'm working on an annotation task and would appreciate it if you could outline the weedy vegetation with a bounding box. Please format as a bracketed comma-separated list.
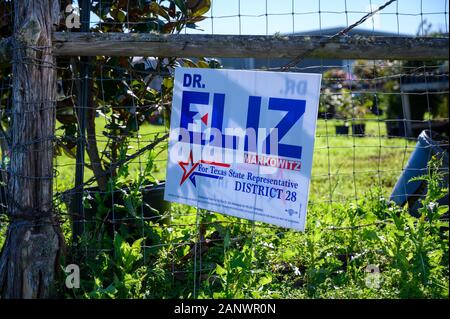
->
[38, 124, 447, 299]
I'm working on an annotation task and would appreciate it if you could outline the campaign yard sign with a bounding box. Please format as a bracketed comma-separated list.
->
[164, 68, 321, 231]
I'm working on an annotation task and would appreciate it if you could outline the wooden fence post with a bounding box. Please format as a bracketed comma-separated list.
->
[0, 0, 63, 298]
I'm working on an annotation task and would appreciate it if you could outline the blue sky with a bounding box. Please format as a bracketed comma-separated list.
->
[80, 0, 449, 35]
[184, 0, 449, 35]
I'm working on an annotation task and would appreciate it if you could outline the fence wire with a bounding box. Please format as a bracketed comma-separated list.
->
[0, 0, 448, 299]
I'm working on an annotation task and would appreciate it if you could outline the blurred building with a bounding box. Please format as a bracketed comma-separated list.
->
[218, 27, 405, 72]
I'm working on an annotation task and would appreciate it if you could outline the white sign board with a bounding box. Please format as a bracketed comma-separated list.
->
[164, 68, 321, 231]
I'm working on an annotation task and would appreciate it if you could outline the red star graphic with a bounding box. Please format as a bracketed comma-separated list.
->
[178, 150, 199, 185]
[201, 113, 208, 125]
[178, 150, 231, 186]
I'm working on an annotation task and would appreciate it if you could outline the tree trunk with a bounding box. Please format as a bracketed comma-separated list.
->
[86, 86, 108, 192]
[0, 0, 63, 298]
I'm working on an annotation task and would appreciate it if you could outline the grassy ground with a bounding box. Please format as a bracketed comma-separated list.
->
[50, 118, 416, 248]
[5, 118, 445, 300]
[53, 118, 415, 201]
[311, 119, 414, 202]
[53, 120, 169, 191]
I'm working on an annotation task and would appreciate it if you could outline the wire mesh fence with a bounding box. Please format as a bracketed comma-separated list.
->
[0, 0, 448, 298]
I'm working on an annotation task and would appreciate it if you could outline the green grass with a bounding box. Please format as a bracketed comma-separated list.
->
[54, 118, 415, 202]
[54, 120, 168, 191]
[311, 119, 414, 202]
[6, 118, 442, 300]
[72, 168, 448, 299]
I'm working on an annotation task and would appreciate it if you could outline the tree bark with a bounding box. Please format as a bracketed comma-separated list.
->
[52, 33, 450, 61]
[0, 37, 12, 64]
[0, 0, 63, 298]
[2, 33, 450, 64]
[86, 84, 108, 192]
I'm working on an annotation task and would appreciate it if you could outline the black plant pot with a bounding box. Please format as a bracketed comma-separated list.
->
[85, 182, 169, 218]
[385, 121, 406, 138]
[69, 182, 171, 239]
[352, 123, 366, 136]
[335, 125, 349, 135]
[0, 182, 170, 216]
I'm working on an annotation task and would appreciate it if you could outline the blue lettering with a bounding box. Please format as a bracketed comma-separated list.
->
[180, 91, 209, 130]
[183, 73, 204, 88]
[183, 74, 192, 87]
[245, 96, 261, 153]
[193, 74, 203, 88]
[263, 98, 305, 159]
[179, 91, 306, 160]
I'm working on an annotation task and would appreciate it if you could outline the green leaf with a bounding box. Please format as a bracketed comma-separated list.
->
[124, 197, 136, 216]
[131, 238, 144, 253]
[362, 229, 379, 241]
[224, 230, 230, 249]
[259, 275, 272, 286]
[188, 0, 211, 17]
[197, 60, 209, 68]
[113, 233, 124, 259]
[173, 0, 187, 15]
[162, 77, 174, 89]
[281, 248, 296, 260]
[103, 283, 118, 297]
[181, 58, 197, 67]
[150, 2, 171, 21]
[213, 292, 225, 299]
[117, 10, 126, 23]
[437, 205, 449, 217]
[215, 264, 227, 276]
